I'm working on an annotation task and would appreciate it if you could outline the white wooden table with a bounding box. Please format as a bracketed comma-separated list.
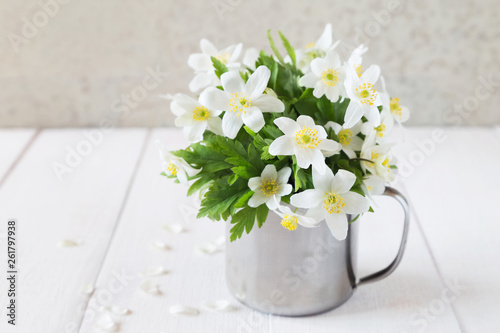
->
[1, 127, 499, 333]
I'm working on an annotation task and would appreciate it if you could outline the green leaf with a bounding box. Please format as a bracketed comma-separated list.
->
[230, 206, 257, 241]
[234, 190, 253, 208]
[256, 205, 269, 228]
[292, 161, 308, 192]
[211, 56, 228, 79]
[187, 176, 213, 196]
[197, 178, 249, 221]
[279, 30, 296, 67]
[227, 173, 239, 186]
[267, 30, 285, 64]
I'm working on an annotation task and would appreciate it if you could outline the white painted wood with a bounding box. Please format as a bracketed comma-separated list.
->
[79, 129, 254, 332]
[393, 127, 500, 332]
[0, 129, 36, 181]
[3, 127, 499, 332]
[0, 129, 148, 332]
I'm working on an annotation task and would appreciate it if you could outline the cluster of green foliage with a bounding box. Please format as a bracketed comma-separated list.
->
[166, 31, 370, 242]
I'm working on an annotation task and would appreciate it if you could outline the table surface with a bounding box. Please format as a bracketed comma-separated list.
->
[0, 127, 499, 333]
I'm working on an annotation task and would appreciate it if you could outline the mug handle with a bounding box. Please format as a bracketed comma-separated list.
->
[356, 187, 410, 286]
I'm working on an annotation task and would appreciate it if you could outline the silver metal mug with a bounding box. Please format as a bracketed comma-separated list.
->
[225, 187, 409, 316]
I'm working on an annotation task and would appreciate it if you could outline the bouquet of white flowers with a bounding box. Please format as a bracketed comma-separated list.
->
[158, 24, 410, 242]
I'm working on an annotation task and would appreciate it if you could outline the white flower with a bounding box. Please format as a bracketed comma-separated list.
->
[188, 39, 242, 92]
[362, 174, 386, 197]
[293, 24, 340, 72]
[170, 92, 223, 143]
[268, 115, 340, 174]
[157, 140, 200, 184]
[380, 76, 410, 124]
[299, 50, 345, 102]
[346, 44, 369, 77]
[360, 133, 395, 182]
[325, 121, 363, 159]
[290, 169, 369, 240]
[275, 205, 318, 230]
[247, 165, 292, 210]
[243, 47, 260, 70]
[343, 64, 382, 128]
[360, 110, 394, 144]
[200, 66, 285, 139]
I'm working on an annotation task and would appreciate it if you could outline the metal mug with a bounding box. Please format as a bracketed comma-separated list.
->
[225, 187, 409, 316]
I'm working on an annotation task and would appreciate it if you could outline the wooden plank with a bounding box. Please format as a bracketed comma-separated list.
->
[393, 127, 500, 332]
[0, 129, 148, 332]
[0, 129, 37, 183]
[79, 128, 267, 332]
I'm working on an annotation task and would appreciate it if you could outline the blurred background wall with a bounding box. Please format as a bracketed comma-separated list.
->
[0, 0, 499, 128]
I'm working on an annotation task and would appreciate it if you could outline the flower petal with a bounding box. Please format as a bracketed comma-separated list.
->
[200, 39, 217, 55]
[277, 183, 293, 196]
[277, 166, 292, 184]
[342, 191, 370, 214]
[187, 54, 212, 71]
[315, 23, 332, 51]
[221, 71, 245, 94]
[309, 149, 328, 174]
[246, 66, 270, 98]
[222, 112, 243, 139]
[296, 115, 316, 129]
[364, 105, 381, 126]
[184, 122, 207, 142]
[291, 189, 323, 209]
[311, 58, 328, 77]
[207, 116, 223, 135]
[266, 196, 280, 210]
[189, 72, 214, 92]
[344, 102, 364, 128]
[313, 80, 327, 98]
[242, 108, 265, 132]
[331, 169, 356, 193]
[325, 213, 348, 240]
[253, 95, 285, 113]
[269, 136, 295, 156]
[361, 64, 381, 84]
[325, 121, 342, 134]
[312, 166, 334, 192]
[318, 139, 340, 155]
[199, 87, 228, 111]
[274, 117, 300, 135]
[248, 191, 269, 208]
[248, 176, 262, 191]
[261, 164, 277, 179]
[298, 73, 319, 88]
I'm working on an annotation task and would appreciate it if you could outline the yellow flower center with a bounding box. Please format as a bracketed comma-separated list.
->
[192, 106, 210, 122]
[382, 158, 390, 171]
[260, 178, 279, 196]
[295, 127, 322, 149]
[321, 69, 340, 87]
[216, 52, 231, 64]
[305, 42, 316, 49]
[229, 92, 252, 116]
[281, 215, 298, 230]
[356, 83, 377, 105]
[390, 97, 402, 116]
[338, 129, 353, 146]
[355, 64, 363, 77]
[374, 124, 386, 137]
[167, 162, 179, 176]
[323, 192, 345, 214]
